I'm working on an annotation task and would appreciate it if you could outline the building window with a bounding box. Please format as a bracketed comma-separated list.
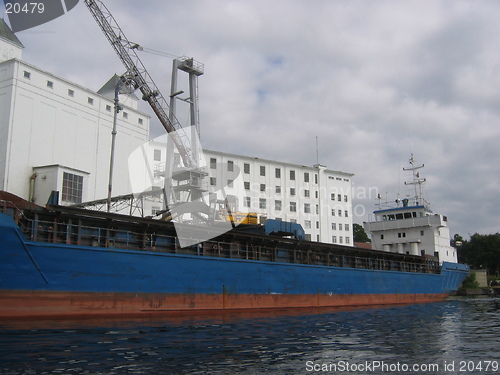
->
[106, 105, 112, 112]
[46, 80, 54, 88]
[210, 177, 216, 186]
[338, 194, 341, 201]
[276, 186, 281, 194]
[290, 202, 297, 212]
[228, 160, 234, 172]
[210, 158, 217, 169]
[153, 149, 162, 161]
[138, 118, 143, 125]
[260, 184, 266, 192]
[275, 200, 282, 211]
[332, 223, 336, 230]
[62, 172, 83, 204]
[315, 174, 318, 184]
[290, 170, 295, 180]
[345, 224, 350, 231]
[123, 112, 128, 119]
[244, 163, 250, 174]
[339, 236, 343, 244]
[421, 230, 424, 236]
[331, 209, 335, 216]
[290, 188, 296, 196]
[345, 210, 349, 217]
[259, 198, 266, 209]
[344, 195, 348, 202]
[331, 193, 335, 200]
[23, 71, 31, 79]
[244, 197, 251, 207]
[338, 209, 342, 217]
[68, 89, 75, 97]
[244, 182, 250, 190]
[304, 173, 309, 182]
[339, 223, 343, 231]
[228, 179, 234, 188]
[87, 97, 94, 105]
[332, 236, 337, 243]
[260, 166, 266, 176]
[346, 237, 350, 244]
[304, 189, 310, 198]
[304, 220, 311, 229]
[381, 234, 384, 240]
[275, 168, 281, 178]
[304, 203, 311, 213]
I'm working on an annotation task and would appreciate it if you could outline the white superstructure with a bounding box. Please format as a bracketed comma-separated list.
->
[364, 155, 457, 263]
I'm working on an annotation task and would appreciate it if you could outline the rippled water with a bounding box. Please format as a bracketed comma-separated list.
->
[1, 297, 499, 374]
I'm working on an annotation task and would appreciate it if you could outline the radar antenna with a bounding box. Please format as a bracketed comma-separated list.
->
[403, 153, 428, 208]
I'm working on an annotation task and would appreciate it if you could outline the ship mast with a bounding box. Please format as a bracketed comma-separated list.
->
[403, 153, 429, 208]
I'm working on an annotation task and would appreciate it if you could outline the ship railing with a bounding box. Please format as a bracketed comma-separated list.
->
[0, 199, 24, 223]
[4, 207, 441, 275]
[15, 215, 178, 251]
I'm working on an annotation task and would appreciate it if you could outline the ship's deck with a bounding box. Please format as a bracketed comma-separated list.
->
[1, 193, 441, 275]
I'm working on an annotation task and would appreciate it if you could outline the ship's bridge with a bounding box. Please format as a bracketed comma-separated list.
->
[373, 205, 431, 223]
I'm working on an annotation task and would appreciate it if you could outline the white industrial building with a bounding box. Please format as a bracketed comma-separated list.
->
[0, 19, 354, 245]
[0, 19, 150, 206]
[146, 146, 354, 244]
[206, 150, 354, 244]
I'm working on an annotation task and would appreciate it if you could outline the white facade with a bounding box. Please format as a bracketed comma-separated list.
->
[205, 150, 354, 244]
[0, 22, 150, 206]
[147, 145, 354, 245]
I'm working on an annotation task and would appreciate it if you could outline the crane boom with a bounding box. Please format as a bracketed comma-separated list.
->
[83, 0, 196, 168]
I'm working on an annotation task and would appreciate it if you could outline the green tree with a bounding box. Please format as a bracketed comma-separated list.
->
[353, 223, 371, 243]
[459, 272, 479, 291]
[458, 233, 500, 275]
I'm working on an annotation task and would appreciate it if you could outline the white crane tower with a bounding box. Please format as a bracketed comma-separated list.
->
[83, 0, 210, 223]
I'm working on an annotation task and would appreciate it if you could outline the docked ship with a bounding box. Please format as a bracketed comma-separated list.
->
[0, 2, 469, 318]
[0, 183, 468, 318]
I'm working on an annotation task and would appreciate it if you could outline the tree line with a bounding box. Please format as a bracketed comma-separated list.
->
[454, 233, 500, 276]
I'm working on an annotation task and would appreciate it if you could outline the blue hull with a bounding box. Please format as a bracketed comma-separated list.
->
[0, 213, 469, 317]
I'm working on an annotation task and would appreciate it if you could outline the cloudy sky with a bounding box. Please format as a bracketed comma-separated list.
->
[3, 0, 500, 237]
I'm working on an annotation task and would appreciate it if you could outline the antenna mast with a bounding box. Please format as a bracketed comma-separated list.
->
[403, 153, 428, 207]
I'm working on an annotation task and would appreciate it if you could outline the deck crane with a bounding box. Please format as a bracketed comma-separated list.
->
[83, 0, 208, 221]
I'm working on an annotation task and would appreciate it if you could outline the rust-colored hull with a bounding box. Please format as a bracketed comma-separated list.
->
[0, 290, 448, 319]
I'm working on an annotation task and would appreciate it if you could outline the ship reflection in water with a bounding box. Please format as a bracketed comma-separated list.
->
[1, 298, 499, 374]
